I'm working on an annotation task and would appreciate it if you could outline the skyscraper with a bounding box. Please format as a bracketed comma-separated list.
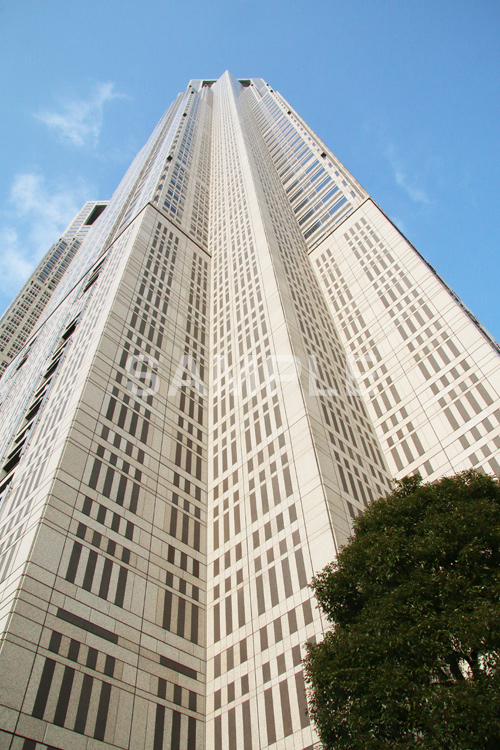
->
[0, 201, 108, 377]
[0, 72, 498, 750]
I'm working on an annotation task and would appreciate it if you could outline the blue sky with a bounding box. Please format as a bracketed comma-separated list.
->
[1, 0, 499, 339]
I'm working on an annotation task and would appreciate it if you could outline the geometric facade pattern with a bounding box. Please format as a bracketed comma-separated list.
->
[0, 72, 498, 749]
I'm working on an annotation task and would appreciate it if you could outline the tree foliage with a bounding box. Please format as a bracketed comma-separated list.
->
[304, 470, 500, 749]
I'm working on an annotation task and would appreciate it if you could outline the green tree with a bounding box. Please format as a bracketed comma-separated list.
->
[304, 470, 500, 750]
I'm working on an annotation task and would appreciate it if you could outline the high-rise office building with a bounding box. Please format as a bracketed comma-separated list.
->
[0, 72, 498, 750]
[0, 201, 108, 377]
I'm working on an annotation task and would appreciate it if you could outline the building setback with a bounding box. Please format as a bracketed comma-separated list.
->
[0, 72, 498, 749]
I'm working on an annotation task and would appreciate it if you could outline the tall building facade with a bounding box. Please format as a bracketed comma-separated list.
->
[0, 201, 108, 377]
[0, 72, 498, 750]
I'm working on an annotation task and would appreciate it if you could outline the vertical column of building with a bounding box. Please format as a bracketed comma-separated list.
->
[207, 73, 314, 750]
[0, 85, 212, 750]
[0, 218, 146, 749]
[205, 73, 390, 750]
[252, 84, 500, 482]
[243, 82, 392, 522]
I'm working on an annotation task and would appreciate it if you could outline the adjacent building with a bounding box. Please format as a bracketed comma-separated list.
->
[0, 72, 498, 750]
[0, 201, 107, 377]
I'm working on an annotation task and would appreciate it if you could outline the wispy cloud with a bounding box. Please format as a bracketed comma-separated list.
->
[0, 228, 33, 290]
[0, 173, 91, 306]
[36, 82, 123, 148]
[386, 144, 430, 204]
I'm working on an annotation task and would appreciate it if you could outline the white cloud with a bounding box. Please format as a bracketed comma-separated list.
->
[0, 172, 91, 306]
[36, 82, 123, 148]
[386, 144, 430, 204]
[0, 228, 33, 289]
